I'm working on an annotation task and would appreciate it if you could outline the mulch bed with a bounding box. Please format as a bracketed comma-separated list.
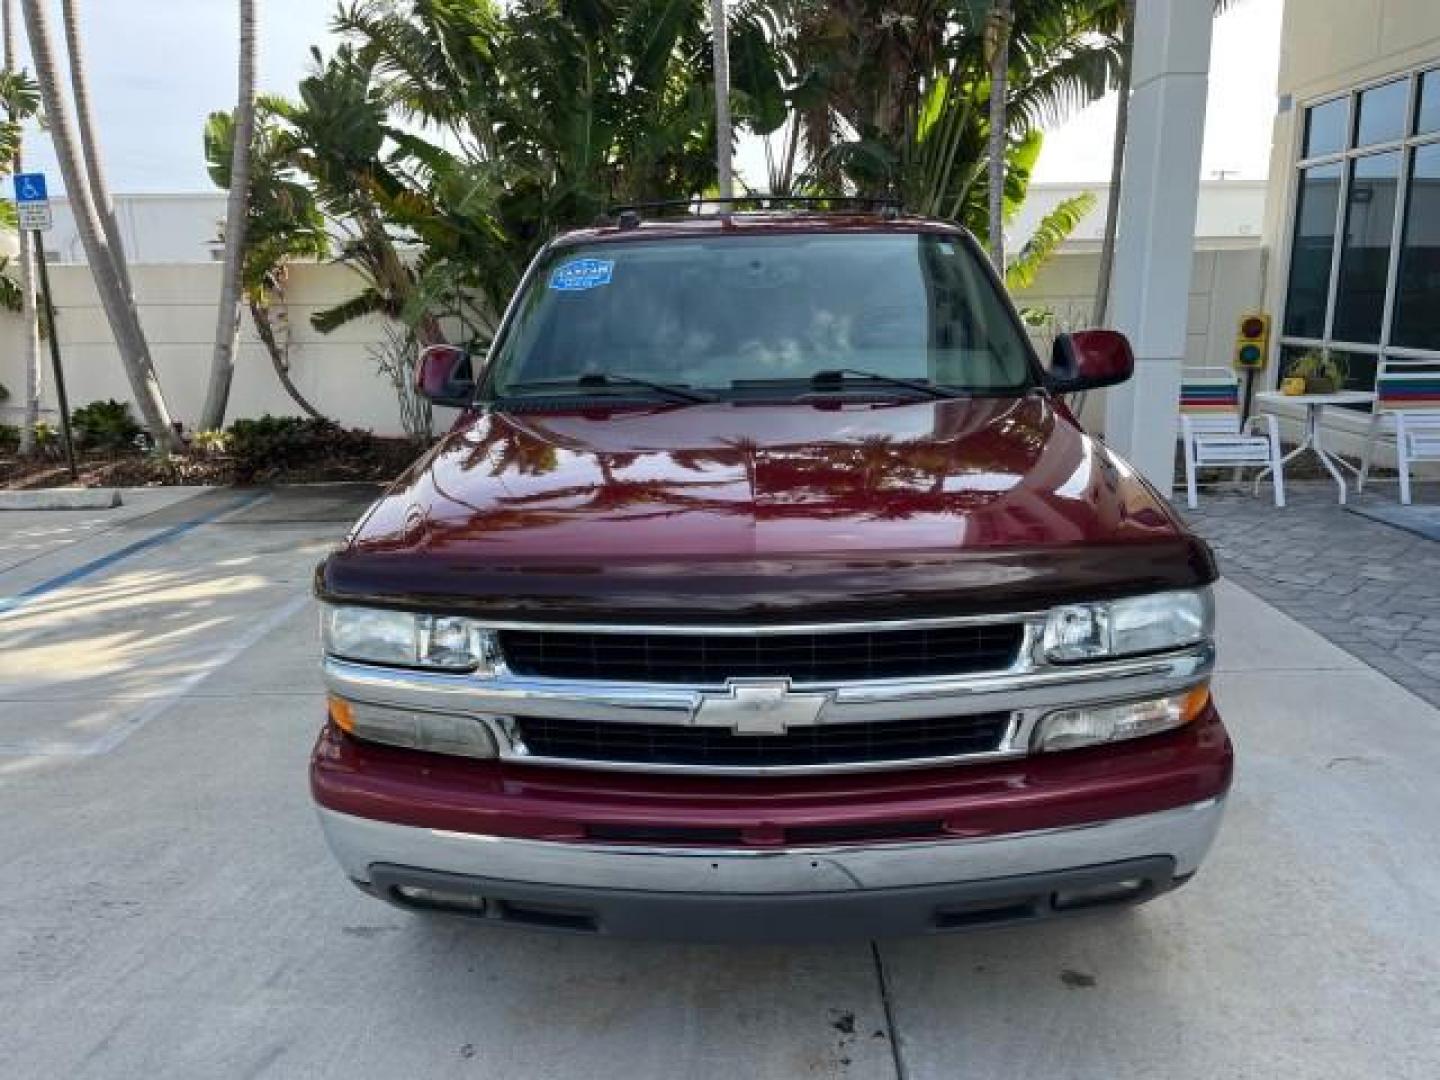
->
[0, 440, 424, 490]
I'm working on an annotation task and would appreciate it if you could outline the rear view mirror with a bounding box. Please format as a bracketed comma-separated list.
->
[415, 344, 475, 407]
[1047, 330, 1135, 393]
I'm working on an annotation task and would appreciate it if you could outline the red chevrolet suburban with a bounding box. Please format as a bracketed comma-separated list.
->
[311, 205, 1231, 941]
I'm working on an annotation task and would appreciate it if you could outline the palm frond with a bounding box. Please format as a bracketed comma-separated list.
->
[311, 287, 393, 334]
[1008, 40, 1123, 133]
[1006, 191, 1097, 291]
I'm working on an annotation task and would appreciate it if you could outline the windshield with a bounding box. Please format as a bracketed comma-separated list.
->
[486, 232, 1035, 399]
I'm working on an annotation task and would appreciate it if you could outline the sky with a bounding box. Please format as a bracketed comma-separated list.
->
[8, 0, 1283, 196]
[1033, 0, 1284, 182]
[9, 0, 337, 194]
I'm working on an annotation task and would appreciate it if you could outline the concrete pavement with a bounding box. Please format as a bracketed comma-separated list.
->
[2, 488, 1438, 1079]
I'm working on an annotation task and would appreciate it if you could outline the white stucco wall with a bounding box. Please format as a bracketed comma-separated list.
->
[0, 262, 416, 436]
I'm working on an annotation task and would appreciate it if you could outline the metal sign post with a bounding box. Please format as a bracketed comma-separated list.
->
[13, 173, 76, 481]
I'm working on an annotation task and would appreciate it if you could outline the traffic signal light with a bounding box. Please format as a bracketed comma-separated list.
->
[1234, 312, 1269, 371]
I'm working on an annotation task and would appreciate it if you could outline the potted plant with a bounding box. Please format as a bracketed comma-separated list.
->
[1287, 350, 1349, 394]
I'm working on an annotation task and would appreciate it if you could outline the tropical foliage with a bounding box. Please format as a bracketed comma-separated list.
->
[22, 0, 181, 450]
[0, 67, 40, 314]
[205, 103, 331, 419]
[742, 0, 1119, 282]
[204, 0, 1125, 419]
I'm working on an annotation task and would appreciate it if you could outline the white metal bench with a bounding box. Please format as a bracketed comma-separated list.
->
[1359, 361, 1440, 504]
[1178, 368, 1285, 509]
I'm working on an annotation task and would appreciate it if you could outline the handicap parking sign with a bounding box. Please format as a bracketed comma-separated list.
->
[14, 173, 48, 203]
[12, 172, 53, 231]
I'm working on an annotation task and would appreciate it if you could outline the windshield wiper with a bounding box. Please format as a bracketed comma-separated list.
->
[502, 373, 714, 404]
[809, 368, 963, 400]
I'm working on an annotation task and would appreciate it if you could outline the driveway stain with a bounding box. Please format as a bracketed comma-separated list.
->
[1060, 968, 1097, 988]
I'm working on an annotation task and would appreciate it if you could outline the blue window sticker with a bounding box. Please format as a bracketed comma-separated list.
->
[550, 257, 614, 292]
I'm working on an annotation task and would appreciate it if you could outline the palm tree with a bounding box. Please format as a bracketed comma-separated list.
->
[711, 0, 734, 197]
[1091, 0, 1132, 325]
[1, 0, 40, 454]
[59, 0, 136, 306]
[204, 103, 331, 421]
[753, 0, 1117, 259]
[323, 0, 731, 341]
[271, 45, 445, 345]
[20, 0, 179, 449]
[201, 0, 258, 430]
[986, 0, 1013, 271]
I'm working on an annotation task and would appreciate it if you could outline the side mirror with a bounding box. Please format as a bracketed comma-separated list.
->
[415, 344, 475, 407]
[1047, 330, 1135, 393]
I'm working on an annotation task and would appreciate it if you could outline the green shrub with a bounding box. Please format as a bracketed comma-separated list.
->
[226, 415, 379, 482]
[71, 399, 143, 451]
[0, 423, 19, 452]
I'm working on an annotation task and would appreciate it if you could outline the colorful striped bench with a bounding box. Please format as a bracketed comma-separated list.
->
[1178, 369, 1286, 509]
[1360, 364, 1440, 504]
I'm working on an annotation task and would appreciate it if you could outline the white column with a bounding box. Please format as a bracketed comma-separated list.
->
[1103, 0, 1214, 491]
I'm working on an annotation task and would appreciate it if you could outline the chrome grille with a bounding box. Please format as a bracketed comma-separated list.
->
[497, 624, 1025, 684]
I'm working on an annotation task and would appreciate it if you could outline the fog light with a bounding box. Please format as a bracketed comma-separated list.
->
[328, 695, 498, 758]
[1052, 878, 1148, 911]
[394, 884, 488, 914]
[1034, 684, 1210, 752]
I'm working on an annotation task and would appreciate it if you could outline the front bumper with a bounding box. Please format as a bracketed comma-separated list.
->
[318, 799, 1223, 941]
[312, 706, 1231, 940]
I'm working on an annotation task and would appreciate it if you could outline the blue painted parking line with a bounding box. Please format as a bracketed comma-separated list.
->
[0, 491, 269, 617]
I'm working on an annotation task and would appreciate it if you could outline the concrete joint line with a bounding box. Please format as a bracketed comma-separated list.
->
[870, 941, 910, 1080]
[1128, 70, 1210, 95]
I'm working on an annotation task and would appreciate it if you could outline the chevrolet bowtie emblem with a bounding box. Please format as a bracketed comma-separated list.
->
[694, 679, 828, 735]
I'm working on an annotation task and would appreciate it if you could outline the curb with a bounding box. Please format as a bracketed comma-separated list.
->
[0, 488, 124, 511]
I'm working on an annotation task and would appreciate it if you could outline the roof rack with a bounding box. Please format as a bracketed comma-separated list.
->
[604, 196, 905, 229]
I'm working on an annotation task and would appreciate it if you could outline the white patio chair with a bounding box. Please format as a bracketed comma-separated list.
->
[1178, 368, 1286, 509]
[1358, 360, 1440, 504]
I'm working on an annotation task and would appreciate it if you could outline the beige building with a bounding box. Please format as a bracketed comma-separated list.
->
[1258, 0, 1440, 453]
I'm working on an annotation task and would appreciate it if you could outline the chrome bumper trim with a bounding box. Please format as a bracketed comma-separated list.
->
[322, 644, 1214, 728]
[316, 798, 1226, 895]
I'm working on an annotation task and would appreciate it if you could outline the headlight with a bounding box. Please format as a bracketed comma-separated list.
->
[1034, 684, 1212, 752]
[322, 605, 498, 674]
[1042, 588, 1212, 663]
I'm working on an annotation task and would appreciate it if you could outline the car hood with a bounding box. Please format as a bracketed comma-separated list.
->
[319, 397, 1215, 621]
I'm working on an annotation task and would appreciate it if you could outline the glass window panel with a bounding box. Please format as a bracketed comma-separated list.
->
[1339, 350, 1379, 395]
[1355, 79, 1409, 146]
[1283, 162, 1343, 338]
[1332, 151, 1401, 344]
[1392, 143, 1440, 349]
[1418, 69, 1440, 135]
[1303, 97, 1349, 157]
